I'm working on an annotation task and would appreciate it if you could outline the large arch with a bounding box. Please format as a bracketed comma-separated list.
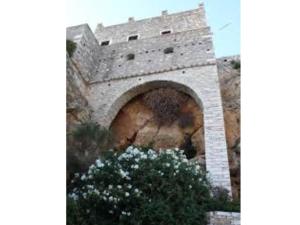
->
[88, 66, 232, 195]
[105, 80, 204, 128]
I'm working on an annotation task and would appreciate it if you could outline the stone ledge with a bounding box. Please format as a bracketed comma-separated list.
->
[89, 61, 217, 85]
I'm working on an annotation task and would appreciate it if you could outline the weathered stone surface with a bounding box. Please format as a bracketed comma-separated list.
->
[153, 123, 185, 149]
[217, 56, 240, 199]
[111, 90, 204, 153]
[208, 211, 240, 225]
[191, 126, 205, 156]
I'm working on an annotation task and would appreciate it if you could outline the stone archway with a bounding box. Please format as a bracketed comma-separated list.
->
[103, 80, 204, 128]
[89, 71, 232, 195]
[110, 86, 206, 163]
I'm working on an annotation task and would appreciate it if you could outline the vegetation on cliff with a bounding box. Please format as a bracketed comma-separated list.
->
[67, 39, 77, 57]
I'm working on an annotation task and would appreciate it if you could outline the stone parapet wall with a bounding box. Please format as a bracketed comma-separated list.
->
[95, 4, 207, 44]
[208, 211, 240, 225]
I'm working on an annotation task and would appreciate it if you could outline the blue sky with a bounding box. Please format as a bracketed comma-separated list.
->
[66, 0, 240, 57]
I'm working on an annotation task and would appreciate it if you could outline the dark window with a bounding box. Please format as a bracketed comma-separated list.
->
[161, 30, 171, 35]
[101, 41, 110, 46]
[127, 53, 135, 60]
[164, 47, 174, 54]
[128, 35, 138, 41]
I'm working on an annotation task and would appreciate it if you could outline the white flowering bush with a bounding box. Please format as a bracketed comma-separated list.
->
[67, 146, 236, 225]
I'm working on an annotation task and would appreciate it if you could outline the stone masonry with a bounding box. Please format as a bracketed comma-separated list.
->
[208, 211, 240, 225]
[67, 4, 232, 195]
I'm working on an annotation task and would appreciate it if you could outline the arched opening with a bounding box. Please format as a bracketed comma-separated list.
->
[107, 80, 205, 163]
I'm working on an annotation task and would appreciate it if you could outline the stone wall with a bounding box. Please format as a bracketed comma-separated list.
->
[95, 4, 207, 44]
[92, 28, 213, 82]
[67, 24, 101, 82]
[66, 53, 92, 132]
[208, 211, 240, 225]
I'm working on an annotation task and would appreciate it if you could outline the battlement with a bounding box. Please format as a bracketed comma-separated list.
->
[94, 4, 208, 45]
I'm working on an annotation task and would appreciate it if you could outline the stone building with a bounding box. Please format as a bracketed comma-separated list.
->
[67, 4, 240, 224]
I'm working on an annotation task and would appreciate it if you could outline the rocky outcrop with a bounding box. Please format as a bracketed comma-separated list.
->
[217, 55, 240, 199]
[111, 93, 204, 158]
[66, 53, 92, 132]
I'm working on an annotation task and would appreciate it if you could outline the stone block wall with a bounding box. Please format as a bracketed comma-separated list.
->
[66, 53, 92, 132]
[67, 24, 101, 82]
[208, 211, 240, 225]
[95, 4, 207, 44]
[92, 28, 214, 82]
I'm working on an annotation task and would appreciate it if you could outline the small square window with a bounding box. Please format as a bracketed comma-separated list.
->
[164, 47, 174, 54]
[127, 53, 135, 60]
[161, 30, 171, 35]
[101, 41, 110, 46]
[128, 35, 138, 41]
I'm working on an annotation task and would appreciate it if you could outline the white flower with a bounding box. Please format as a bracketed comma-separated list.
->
[165, 163, 170, 167]
[195, 165, 200, 170]
[125, 192, 130, 197]
[109, 196, 113, 202]
[131, 164, 139, 169]
[109, 210, 113, 214]
[86, 209, 90, 213]
[96, 159, 104, 168]
[117, 185, 122, 189]
[127, 184, 132, 189]
[80, 174, 86, 181]
[134, 188, 139, 193]
[189, 185, 192, 189]
[141, 154, 147, 159]
[69, 193, 78, 201]
[108, 185, 113, 190]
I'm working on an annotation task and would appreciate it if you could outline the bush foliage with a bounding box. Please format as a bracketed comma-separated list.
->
[67, 146, 239, 225]
[67, 122, 114, 184]
[230, 60, 240, 70]
[143, 88, 187, 125]
[67, 40, 77, 57]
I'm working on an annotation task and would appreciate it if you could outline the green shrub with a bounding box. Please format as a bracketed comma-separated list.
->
[67, 39, 77, 57]
[67, 122, 114, 185]
[230, 60, 240, 70]
[208, 187, 240, 212]
[143, 88, 187, 125]
[67, 146, 239, 225]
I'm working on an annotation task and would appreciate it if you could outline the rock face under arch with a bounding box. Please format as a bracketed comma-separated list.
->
[110, 88, 205, 160]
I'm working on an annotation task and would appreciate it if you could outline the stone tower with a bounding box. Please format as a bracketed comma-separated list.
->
[67, 3, 232, 195]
